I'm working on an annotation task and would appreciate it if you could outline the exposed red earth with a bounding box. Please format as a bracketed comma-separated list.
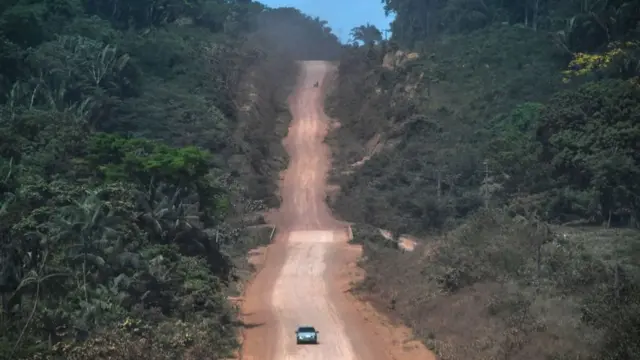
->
[239, 61, 436, 360]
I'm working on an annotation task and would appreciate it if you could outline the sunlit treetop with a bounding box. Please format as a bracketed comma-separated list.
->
[563, 41, 640, 83]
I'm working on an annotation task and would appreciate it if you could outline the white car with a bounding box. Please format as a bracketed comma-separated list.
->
[295, 325, 319, 344]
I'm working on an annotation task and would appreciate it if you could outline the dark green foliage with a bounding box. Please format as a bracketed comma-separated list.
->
[485, 102, 545, 194]
[382, 0, 640, 53]
[0, 0, 342, 358]
[537, 79, 640, 225]
[328, 2, 640, 359]
[329, 26, 564, 235]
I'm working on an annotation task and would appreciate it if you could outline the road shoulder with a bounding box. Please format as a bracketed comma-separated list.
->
[237, 235, 289, 360]
[326, 231, 437, 360]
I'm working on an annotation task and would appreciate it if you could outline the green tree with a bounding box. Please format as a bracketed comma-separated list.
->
[86, 133, 211, 187]
[537, 79, 640, 225]
[349, 23, 383, 45]
[485, 102, 545, 194]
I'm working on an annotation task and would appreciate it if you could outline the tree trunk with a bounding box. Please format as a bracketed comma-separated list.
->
[536, 235, 542, 278]
[533, 0, 539, 30]
[436, 170, 442, 202]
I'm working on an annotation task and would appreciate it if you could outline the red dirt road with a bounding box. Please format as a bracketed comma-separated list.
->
[239, 61, 436, 360]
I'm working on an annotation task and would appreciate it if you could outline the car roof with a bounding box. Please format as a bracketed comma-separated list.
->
[296, 326, 316, 331]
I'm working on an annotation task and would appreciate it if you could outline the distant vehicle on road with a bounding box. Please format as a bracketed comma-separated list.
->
[295, 325, 319, 344]
[313, 81, 319, 87]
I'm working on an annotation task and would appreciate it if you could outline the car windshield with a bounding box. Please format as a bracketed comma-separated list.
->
[297, 327, 316, 333]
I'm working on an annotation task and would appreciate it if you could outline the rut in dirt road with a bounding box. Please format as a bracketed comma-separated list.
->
[240, 61, 362, 360]
[240, 61, 436, 360]
[240, 60, 437, 360]
[268, 61, 356, 360]
[265, 62, 343, 232]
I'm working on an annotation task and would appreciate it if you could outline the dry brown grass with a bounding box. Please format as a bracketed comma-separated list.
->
[350, 210, 625, 360]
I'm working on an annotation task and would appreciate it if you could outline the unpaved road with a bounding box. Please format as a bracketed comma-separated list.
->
[240, 61, 435, 360]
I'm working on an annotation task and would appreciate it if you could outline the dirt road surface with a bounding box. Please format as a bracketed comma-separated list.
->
[239, 61, 436, 360]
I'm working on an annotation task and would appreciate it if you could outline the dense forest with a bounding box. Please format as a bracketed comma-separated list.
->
[0, 0, 340, 358]
[328, 0, 640, 359]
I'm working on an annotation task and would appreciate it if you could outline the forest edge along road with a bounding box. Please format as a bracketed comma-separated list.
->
[239, 61, 436, 360]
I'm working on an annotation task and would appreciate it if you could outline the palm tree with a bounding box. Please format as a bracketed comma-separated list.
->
[56, 190, 121, 302]
[349, 23, 383, 45]
[135, 183, 203, 243]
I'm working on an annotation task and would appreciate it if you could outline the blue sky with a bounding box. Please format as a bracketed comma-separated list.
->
[258, 0, 394, 42]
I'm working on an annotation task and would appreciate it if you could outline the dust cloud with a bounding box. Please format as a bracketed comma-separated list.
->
[254, 7, 343, 61]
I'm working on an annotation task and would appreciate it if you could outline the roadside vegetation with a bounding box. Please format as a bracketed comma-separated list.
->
[328, 1, 640, 359]
[0, 0, 340, 358]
